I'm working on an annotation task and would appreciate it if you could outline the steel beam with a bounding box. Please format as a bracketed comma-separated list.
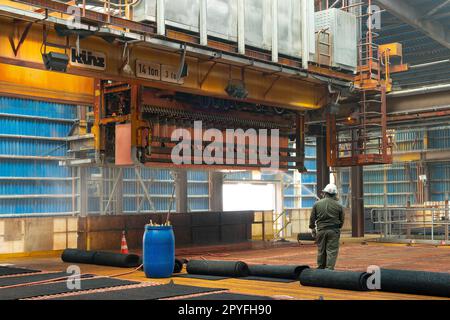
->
[316, 125, 330, 197]
[78, 167, 88, 217]
[374, 0, 450, 49]
[12, 0, 156, 34]
[425, 0, 450, 18]
[210, 172, 224, 212]
[175, 170, 188, 213]
[351, 165, 365, 238]
[350, 127, 364, 238]
[271, 0, 279, 63]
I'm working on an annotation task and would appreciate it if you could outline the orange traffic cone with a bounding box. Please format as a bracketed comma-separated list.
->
[121, 231, 129, 254]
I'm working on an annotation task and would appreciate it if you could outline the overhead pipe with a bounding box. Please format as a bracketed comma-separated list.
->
[409, 59, 450, 70]
[388, 83, 450, 98]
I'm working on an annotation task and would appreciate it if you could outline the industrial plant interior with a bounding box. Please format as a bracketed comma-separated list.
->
[0, 0, 450, 304]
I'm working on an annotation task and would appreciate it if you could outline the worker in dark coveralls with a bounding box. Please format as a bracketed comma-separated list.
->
[309, 183, 344, 270]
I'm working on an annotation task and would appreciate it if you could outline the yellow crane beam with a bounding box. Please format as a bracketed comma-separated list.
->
[0, 12, 330, 110]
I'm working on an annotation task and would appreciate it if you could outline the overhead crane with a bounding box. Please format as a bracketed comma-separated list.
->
[0, 0, 408, 171]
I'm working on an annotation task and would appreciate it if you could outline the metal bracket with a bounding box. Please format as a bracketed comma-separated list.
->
[198, 61, 217, 88]
[41, 24, 70, 55]
[102, 167, 123, 215]
[135, 166, 157, 213]
[176, 43, 187, 81]
[263, 75, 281, 99]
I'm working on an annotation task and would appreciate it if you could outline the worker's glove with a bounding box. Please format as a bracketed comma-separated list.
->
[311, 229, 317, 240]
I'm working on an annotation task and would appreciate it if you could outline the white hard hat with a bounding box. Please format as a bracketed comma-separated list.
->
[322, 183, 338, 195]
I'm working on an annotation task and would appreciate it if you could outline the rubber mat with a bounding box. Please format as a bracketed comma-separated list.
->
[300, 269, 370, 291]
[173, 258, 184, 274]
[187, 260, 249, 277]
[0, 272, 93, 287]
[175, 274, 296, 283]
[248, 264, 309, 279]
[380, 269, 450, 297]
[173, 274, 229, 281]
[51, 283, 225, 300]
[0, 266, 40, 277]
[0, 277, 139, 300]
[239, 276, 297, 283]
[61, 249, 141, 268]
[297, 233, 316, 241]
[184, 292, 274, 300]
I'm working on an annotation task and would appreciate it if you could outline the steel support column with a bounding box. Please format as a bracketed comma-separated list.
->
[423, 162, 431, 204]
[175, 170, 188, 213]
[210, 172, 224, 212]
[115, 168, 124, 215]
[351, 165, 364, 237]
[78, 167, 88, 217]
[316, 125, 330, 197]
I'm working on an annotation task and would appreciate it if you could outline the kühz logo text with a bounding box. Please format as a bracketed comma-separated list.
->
[70, 48, 106, 70]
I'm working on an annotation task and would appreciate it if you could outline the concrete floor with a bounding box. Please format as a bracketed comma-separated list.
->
[1, 241, 449, 300]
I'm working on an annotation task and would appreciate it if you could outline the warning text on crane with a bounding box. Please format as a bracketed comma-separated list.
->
[136, 60, 184, 84]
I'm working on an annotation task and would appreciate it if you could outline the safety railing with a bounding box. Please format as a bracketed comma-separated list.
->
[371, 207, 450, 242]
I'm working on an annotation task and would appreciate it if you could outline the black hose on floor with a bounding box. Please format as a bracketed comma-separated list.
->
[380, 269, 450, 297]
[299, 269, 370, 291]
[248, 264, 310, 280]
[187, 260, 249, 277]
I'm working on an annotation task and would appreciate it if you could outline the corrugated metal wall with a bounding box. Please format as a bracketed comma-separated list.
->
[3, 95, 447, 214]
[338, 125, 450, 208]
[187, 171, 210, 211]
[122, 168, 175, 213]
[0, 96, 77, 216]
[429, 162, 450, 201]
[85, 167, 210, 214]
[300, 140, 318, 208]
[0, 96, 210, 216]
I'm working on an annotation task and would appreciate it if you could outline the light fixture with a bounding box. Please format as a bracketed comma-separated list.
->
[41, 24, 69, 72]
[42, 51, 69, 72]
[225, 79, 248, 99]
[327, 102, 340, 115]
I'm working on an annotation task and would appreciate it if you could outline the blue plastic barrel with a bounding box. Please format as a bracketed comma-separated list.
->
[143, 225, 175, 278]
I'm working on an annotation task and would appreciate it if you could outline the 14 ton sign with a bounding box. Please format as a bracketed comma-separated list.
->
[136, 60, 184, 84]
